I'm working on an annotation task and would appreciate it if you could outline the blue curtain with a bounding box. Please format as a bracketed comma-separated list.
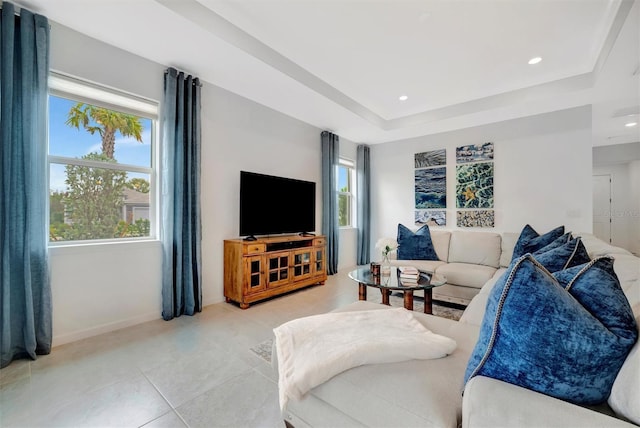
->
[321, 131, 339, 275]
[356, 144, 371, 265]
[161, 68, 202, 321]
[0, 2, 52, 368]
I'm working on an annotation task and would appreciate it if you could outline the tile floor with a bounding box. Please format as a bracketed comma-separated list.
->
[0, 268, 366, 428]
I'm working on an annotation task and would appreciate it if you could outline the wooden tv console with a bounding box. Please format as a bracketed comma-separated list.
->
[224, 234, 327, 309]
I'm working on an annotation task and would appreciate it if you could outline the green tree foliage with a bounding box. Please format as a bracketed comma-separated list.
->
[338, 191, 348, 227]
[126, 177, 150, 193]
[116, 218, 150, 238]
[66, 103, 143, 159]
[49, 103, 150, 241]
[49, 190, 68, 241]
[61, 153, 127, 240]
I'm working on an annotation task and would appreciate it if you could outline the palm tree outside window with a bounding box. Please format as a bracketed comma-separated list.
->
[48, 73, 158, 243]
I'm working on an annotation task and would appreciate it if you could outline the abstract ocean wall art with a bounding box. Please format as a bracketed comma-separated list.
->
[456, 162, 494, 209]
[415, 210, 446, 226]
[415, 166, 446, 209]
[457, 210, 495, 227]
[456, 142, 494, 163]
[415, 149, 446, 168]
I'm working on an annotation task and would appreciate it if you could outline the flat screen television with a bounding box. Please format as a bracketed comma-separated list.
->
[239, 171, 316, 239]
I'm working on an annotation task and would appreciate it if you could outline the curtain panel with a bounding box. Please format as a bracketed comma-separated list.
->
[0, 2, 52, 368]
[356, 144, 371, 265]
[161, 67, 202, 321]
[321, 131, 339, 275]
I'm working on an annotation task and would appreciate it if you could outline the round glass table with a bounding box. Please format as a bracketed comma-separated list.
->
[348, 266, 446, 314]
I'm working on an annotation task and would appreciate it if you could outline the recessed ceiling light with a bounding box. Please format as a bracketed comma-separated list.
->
[528, 57, 542, 65]
[399, 95, 408, 101]
[625, 122, 638, 127]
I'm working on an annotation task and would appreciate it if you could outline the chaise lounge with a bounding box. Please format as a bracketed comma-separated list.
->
[273, 227, 640, 428]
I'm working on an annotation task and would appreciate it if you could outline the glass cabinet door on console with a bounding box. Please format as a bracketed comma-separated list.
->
[244, 255, 266, 294]
[266, 251, 290, 288]
[291, 248, 313, 280]
[314, 247, 325, 276]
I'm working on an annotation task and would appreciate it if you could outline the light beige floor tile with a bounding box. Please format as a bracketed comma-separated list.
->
[1, 268, 360, 427]
[143, 346, 253, 408]
[141, 410, 188, 428]
[29, 374, 170, 427]
[0, 359, 30, 387]
[176, 369, 281, 428]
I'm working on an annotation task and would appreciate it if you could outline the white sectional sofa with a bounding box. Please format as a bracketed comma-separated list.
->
[275, 230, 640, 428]
[389, 229, 519, 306]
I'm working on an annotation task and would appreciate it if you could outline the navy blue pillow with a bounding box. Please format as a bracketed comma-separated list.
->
[396, 224, 438, 261]
[464, 255, 637, 405]
[512, 224, 565, 261]
[532, 237, 590, 273]
[531, 232, 572, 254]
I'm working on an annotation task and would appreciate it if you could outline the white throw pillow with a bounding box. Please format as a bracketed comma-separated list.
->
[608, 312, 640, 425]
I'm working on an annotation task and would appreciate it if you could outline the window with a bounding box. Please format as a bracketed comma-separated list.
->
[338, 158, 355, 227]
[48, 74, 158, 243]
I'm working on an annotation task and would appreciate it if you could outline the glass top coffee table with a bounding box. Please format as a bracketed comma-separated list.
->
[348, 266, 446, 314]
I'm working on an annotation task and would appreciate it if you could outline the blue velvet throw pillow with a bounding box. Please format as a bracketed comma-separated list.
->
[396, 224, 439, 261]
[464, 255, 638, 405]
[511, 224, 565, 261]
[532, 237, 590, 273]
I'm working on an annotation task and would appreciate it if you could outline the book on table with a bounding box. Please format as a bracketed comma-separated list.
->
[398, 266, 420, 281]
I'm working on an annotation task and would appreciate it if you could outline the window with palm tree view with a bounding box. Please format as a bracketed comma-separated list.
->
[48, 82, 156, 243]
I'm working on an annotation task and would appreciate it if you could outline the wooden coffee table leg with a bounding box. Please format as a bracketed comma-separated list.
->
[381, 289, 390, 305]
[424, 289, 433, 314]
[359, 283, 367, 301]
[403, 291, 414, 310]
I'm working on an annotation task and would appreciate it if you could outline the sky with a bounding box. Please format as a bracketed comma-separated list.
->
[49, 96, 153, 192]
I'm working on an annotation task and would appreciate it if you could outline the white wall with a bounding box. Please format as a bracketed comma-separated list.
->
[630, 160, 640, 255]
[49, 23, 166, 345]
[48, 22, 348, 345]
[370, 107, 593, 250]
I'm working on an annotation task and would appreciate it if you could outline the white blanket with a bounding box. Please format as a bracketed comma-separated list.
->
[273, 307, 457, 411]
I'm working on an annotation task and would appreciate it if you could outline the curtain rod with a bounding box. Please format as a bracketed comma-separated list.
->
[1, 1, 51, 27]
[164, 69, 203, 87]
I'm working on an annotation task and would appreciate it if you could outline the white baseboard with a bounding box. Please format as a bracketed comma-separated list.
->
[52, 311, 161, 347]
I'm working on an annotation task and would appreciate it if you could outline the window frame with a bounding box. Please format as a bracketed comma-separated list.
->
[47, 72, 159, 246]
[338, 158, 356, 228]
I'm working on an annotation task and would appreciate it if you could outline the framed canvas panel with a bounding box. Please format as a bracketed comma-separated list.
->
[457, 210, 495, 228]
[456, 162, 493, 208]
[415, 166, 446, 209]
[415, 210, 446, 226]
[415, 149, 446, 168]
[456, 142, 494, 163]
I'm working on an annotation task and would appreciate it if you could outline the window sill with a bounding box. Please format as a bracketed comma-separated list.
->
[49, 239, 161, 256]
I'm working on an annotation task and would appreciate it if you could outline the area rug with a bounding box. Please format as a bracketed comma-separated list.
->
[250, 299, 465, 364]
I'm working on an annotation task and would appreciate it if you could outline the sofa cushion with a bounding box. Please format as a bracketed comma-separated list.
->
[430, 230, 452, 262]
[532, 237, 591, 273]
[436, 263, 497, 289]
[612, 254, 640, 310]
[608, 312, 640, 425]
[448, 231, 501, 268]
[397, 224, 439, 261]
[577, 232, 633, 258]
[458, 268, 507, 326]
[464, 255, 638, 405]
[463, 376, 636, 428]
[511, 224, 565, 261]
[499, 232, 519, 267]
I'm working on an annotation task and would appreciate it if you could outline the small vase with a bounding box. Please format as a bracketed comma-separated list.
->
[381, 253, 391, 276]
